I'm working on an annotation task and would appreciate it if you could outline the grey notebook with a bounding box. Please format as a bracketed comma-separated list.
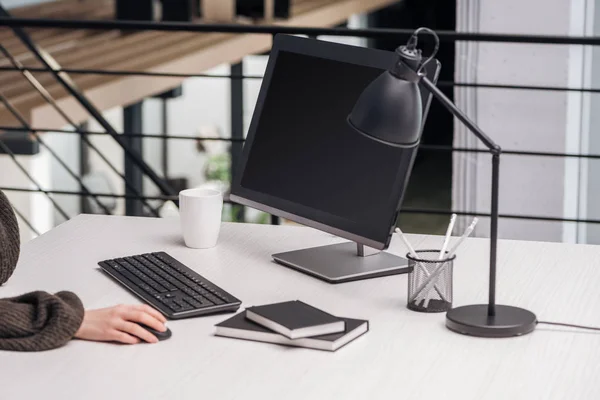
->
[245, 300, 346, 339]
[215, 311, 368, 352]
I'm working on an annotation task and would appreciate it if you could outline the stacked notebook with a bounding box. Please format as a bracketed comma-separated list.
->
[215, 300, 368, 352]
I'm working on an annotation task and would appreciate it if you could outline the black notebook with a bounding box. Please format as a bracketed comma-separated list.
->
[245, 300, 345, 339]
[215, 311, 368, 352]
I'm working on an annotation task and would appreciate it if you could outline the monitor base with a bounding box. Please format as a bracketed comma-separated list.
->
[272, 242, 409, 283]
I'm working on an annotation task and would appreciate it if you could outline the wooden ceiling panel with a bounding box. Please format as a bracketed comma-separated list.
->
[0, 0, 398, 127]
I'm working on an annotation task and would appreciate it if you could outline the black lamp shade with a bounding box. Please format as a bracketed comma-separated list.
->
[348, 71, 423, 147]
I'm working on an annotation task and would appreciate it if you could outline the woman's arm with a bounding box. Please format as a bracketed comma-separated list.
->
[0, 190, 20, 285]
[0, 291, 169, 351]
[1, 190, 85, 351]
[0, 290, 84, 351]
[0, 190, 167, 350]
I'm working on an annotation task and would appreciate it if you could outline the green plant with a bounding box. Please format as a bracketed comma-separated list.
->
[204, 153, 231, 183]
[202, 151, 270, 224]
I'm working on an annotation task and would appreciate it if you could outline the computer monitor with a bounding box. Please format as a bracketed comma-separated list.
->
[231, 34, 440, 283]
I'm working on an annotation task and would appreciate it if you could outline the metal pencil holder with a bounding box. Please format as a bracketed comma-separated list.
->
[406, 250, 455, 313]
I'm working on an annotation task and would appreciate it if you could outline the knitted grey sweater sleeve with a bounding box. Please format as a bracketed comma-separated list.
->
[0, 190, 84, 351]
[0, 189, 19, 285]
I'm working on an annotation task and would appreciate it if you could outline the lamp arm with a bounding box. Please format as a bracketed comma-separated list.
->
[420, 77, 500, 154]
[420, 75, 500, 316]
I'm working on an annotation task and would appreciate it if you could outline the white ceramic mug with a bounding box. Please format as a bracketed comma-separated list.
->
[179, 188, 223, 249]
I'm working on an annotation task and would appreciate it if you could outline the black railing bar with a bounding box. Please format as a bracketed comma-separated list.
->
[0, 6, 176, 200]
[0, 65, 263, 80]
[0, 186, 179, 201]
[0, 88, 113, 215]
[3, 126, 600, 160]
[0, 139, 71, 221]
[0, 44, 161, 217]
[5, 65, 600, 94]
[10, 204, 41, 237]
[439, 81, 600, 94]
[419, 145, 600, 160]
[3, 18, 600, 45]
[2, 185, 599, 225]
[0, 125, 247, 142]
[400, 208, 600, 224]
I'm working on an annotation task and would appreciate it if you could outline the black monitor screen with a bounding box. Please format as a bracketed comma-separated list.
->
[233, 36, 438, 248]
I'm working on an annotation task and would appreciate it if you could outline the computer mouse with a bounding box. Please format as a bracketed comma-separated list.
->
[138, 323, 172, 341]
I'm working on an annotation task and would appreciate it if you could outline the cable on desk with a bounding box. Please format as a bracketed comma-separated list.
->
[537, 321, 600, 332]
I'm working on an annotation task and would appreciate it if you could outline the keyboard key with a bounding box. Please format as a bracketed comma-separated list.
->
[192, 286, 211, 297]
[182, 297, 203, 308]
[163, 301, 181, 311]
[180, 287, 195, 296]
[178, 303, 194, 312]
[140, 283, 157, 295]
[120, 261, 168, 293]
[113, 267, 147, 290]
[131, 259, 175, 291]
[192, 294, 212, 305]
[138, 258, 179, 290]
[204, 293, 225, 305]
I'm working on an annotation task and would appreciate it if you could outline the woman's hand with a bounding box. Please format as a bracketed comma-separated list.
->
[74, 304, 168, 344]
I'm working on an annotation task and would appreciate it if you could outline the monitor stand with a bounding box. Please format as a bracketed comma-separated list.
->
[272, 242, 409, 283]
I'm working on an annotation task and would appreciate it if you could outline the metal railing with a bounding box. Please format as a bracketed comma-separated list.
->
[2, 13, 600, 233]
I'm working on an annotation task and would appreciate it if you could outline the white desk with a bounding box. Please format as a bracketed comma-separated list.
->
[2, 215, 599, 399]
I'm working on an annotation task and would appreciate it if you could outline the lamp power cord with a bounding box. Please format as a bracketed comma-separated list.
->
[537, 321, 600, 332]
[406, 27, 440, 76]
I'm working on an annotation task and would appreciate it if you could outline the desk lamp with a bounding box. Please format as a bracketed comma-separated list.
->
[348, 27, 537, 338]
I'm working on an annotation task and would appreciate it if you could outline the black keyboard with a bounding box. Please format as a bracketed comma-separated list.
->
[98, 252, 241, 319]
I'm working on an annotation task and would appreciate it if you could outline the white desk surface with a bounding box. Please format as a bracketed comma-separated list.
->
[2, 214, 599, 399]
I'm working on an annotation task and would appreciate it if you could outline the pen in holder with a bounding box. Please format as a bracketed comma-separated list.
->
[407, 250, 455, 313]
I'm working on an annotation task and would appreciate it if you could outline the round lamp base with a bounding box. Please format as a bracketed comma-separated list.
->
[446, 304, 537, 338]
